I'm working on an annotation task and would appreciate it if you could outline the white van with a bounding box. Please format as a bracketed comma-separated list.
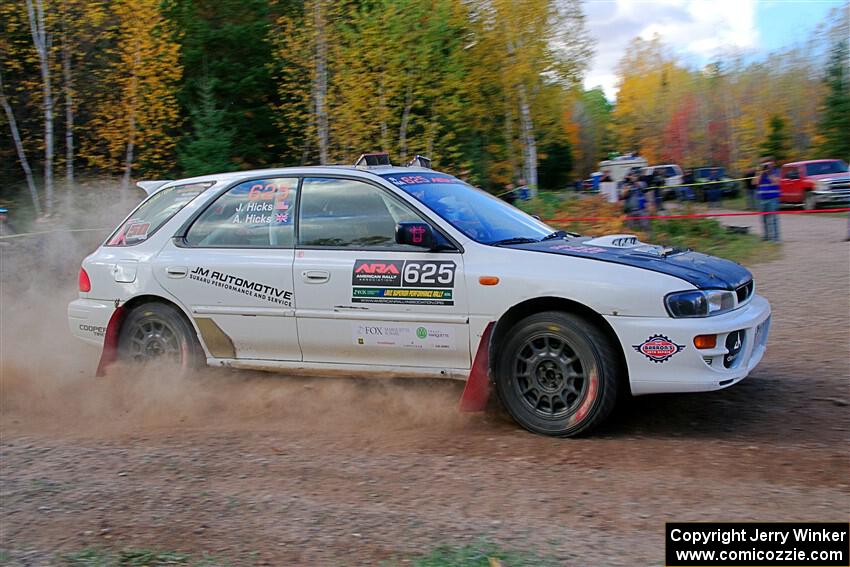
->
[598, 156, 649, 184]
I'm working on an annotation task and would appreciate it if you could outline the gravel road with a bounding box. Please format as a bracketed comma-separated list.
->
[1, 210, 848, 566]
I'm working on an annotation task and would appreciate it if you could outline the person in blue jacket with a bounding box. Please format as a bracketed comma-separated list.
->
[756, 158, 781, 242]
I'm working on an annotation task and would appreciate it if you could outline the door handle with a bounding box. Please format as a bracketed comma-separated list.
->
[166, 266, 188, 278]
[302, 270, 330, 284]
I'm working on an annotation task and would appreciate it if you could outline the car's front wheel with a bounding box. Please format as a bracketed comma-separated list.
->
[494, 311, 621, 437]
[804, 191, 817, 210]
[117, 302, 203, 372]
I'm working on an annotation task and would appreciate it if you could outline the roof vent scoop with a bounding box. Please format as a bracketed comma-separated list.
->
[354, 153, 392, 167]
[407, 155, 431, 168]
[584, 234, 640, 248]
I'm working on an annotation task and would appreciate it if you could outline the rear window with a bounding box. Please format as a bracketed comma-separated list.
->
[107, 182, 212, 246]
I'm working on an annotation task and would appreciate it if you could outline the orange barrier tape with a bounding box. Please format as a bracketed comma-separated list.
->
[545, 208, 850, 223]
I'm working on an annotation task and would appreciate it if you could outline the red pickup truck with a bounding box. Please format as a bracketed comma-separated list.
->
[779, 159, 850, 209]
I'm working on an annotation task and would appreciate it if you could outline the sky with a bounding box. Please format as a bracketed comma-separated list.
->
[582, 0, 843, 100]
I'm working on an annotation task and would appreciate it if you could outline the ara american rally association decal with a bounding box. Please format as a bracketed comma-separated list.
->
[633, 334, 685, 363]
[351, 259, 456, 306]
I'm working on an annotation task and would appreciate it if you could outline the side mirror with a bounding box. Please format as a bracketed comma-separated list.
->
[395, 221, 435, 249]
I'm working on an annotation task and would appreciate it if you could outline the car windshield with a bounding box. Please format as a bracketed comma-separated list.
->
[805, 161, 848, 176]
[381, 173, 552, 244]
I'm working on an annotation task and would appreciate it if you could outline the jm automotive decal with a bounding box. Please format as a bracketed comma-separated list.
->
[190, 267, 293, 306]
[351, 259, 456, 306]
[352, 323, 455, 350]
[633, 334, 685, 363]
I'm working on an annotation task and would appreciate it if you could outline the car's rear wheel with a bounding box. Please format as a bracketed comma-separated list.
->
[804, 192, 817, 210]
[118, 302, 203, 372]
[494, 311, 621, 437]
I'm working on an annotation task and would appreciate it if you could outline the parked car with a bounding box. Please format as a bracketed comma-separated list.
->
[645, 164, 684, 187]
[692, 167, 739, 201]
[69, 157, 771, 437]
[779, 159, 850, 209]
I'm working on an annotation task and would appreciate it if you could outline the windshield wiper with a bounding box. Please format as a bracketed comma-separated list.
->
[540, 230, 578, 241]
[488, 237, 540, 246]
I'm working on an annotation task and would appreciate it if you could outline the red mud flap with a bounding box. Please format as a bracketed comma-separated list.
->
[95, 306, 126, 377]
[458, 322, 494, 412]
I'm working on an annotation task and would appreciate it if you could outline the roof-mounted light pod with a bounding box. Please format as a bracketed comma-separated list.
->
[407, 155, 431, 168]
[354, 153, 392, 167]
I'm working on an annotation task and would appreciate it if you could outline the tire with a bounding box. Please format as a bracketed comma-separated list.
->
[804, 192, 817, 211]
[118, 302, 203, 372]
[494, 311, 621, 437]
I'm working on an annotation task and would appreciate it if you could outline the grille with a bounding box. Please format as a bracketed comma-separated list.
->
[735, 280, 754, 304]
[827, 179, 850, 192]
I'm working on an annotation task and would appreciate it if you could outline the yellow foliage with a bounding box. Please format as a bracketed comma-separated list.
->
[80, 0, 181, 174]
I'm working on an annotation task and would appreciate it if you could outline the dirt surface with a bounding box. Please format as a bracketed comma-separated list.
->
[1, 207, 848, 566]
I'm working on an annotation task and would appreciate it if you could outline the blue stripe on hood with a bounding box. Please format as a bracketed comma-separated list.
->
[508, 239, 752, 291]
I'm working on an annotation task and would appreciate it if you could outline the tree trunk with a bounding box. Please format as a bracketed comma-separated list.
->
[398, 86, 413, 163]
[0, 71, 42, 217]
[313, 0, 329, 165]
[504, 95, 518, 182]
[61, 0, 74, 190]
[121, 44, 141, 192]
[26, 0, 54, 216]
[517, 84, 538, 196]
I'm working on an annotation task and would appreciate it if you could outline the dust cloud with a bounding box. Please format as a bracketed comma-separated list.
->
[0, 182, 469, 440]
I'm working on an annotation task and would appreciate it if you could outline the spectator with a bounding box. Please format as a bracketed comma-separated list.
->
[501, 182, 517, 205]
[515, 178, 530, 200]
[650, 167, 666, 211]
[744, 167, 758, 210]
[756, 157, 781, 241]
[622, 173, 649, 232]
[680, 169, 695, 201]
[600, 170, 612, 182]
[707, 168, 722, 204]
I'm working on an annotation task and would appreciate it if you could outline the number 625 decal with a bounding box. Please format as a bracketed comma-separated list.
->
[402, 260, 456, 288]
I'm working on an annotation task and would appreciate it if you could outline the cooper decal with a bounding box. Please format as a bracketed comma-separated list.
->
[79, 324, 106, 337]
[352, 260, 456, 305]
[190, 266, 293, 306]
[633, 334, 685, 363]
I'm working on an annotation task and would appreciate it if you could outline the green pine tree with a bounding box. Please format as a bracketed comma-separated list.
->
[818, 40, 850, 159]
[178, 79, 236, 176]
[760, 115, 791, 162]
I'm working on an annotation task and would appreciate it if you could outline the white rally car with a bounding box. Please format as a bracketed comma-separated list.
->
[69, 156, 771, 437]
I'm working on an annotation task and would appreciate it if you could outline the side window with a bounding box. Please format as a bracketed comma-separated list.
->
[298, 177, 422, 249]
[185, 178, 297, 248]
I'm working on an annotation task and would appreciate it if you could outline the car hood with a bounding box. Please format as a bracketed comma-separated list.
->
[508, 234, 752, 291]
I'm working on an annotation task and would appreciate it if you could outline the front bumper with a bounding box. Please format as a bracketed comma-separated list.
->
[68, 298, 117, 347]
[605, 294, 771, 395]
[812, 190, 850, 206]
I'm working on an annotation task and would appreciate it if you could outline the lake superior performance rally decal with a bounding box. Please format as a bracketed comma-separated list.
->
[351, 259, 456, 306]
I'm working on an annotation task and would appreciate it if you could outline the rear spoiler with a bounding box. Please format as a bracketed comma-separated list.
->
[136, 180, 173, 196]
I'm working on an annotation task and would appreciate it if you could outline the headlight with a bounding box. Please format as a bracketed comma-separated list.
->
[665, 290, 736, 318]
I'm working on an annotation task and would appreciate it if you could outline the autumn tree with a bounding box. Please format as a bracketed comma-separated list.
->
[24, 0, 55, 215]
[178, 78, 236, 176]
[167, 0, 286, 168]
[818, 40, 850, 158]
[760, 115, 791, 162]
[81, 0, 181, 188]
